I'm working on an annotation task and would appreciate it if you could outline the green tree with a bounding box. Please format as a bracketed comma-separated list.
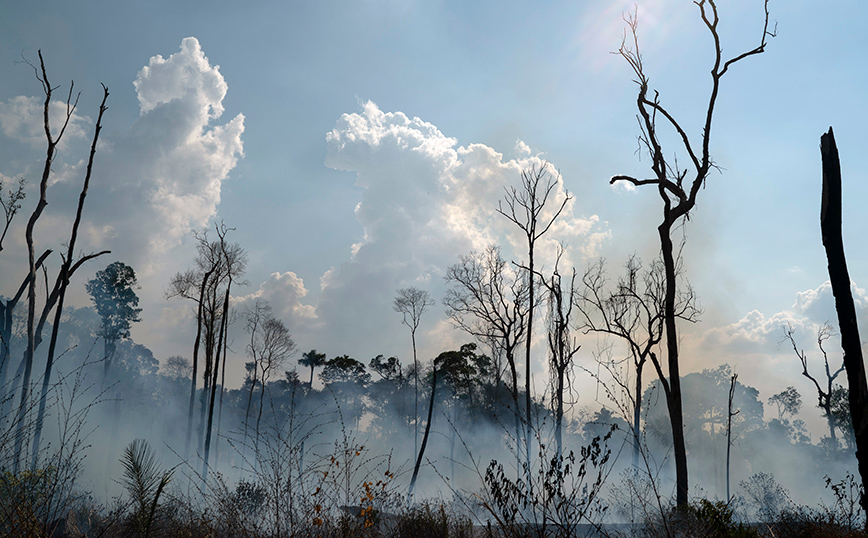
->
[321, 355, 370, 428]
[768, 386, 802, 422]
[86, 261, 142, 381]
[321, 355, 370, 386]
[298, 349, 327, 388]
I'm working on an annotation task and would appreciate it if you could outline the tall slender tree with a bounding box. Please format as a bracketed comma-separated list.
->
[537, 250, 581, 458]
[497, 163, 570, 481]
[393, 287, 434, 456]
[610, 1, 773, 507]
[12, 53, 110, 472]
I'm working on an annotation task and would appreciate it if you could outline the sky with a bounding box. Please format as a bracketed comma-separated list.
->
[2, 0, 868, 437]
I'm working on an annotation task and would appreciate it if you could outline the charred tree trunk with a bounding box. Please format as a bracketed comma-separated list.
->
[726, 373, 738, 501]
[408, 363, 437, 500]
[633, 361, 644, 471]
[660, 221, 688, 508]
[32, 87, 109, 470]
[202, 285, 230, 483]
[185, 268, 213, 459]
[819, 127, 868, 527]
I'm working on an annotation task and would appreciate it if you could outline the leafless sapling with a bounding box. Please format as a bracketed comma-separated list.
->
[726, 372, 739, 501]
[537, 248, 581, 458]
[393, 287, 434, 458]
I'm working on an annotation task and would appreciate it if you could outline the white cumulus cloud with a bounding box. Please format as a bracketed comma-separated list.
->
[305, 100, 607, 360]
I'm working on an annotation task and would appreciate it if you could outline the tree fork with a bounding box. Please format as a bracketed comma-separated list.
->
[819, 127, 868, 527]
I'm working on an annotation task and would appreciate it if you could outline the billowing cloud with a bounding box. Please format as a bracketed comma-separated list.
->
[30, 36, 247, 280]
[0, 37, 245, 368]
[303, 100, 607, 360]
[235, 271, 318, 332]
[700, 280, 868, 355]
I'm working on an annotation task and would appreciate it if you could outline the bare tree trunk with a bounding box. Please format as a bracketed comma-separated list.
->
[412, 329, 418, 460]
[31, 86, 109, 470]
[660, 222, 688, 508]
[555, 368, 564, 458]
[202, 286, 230, 483]
[186, 268, 213, 459]
[524, 248, 534, 487]
[726, 373, 738, 500]
[633, 362, 643, 471]
[409, 364, 437, 500]
[0, 251, 50, 413]
[198, 287, 218, 455]
[14, 52, 81, 473]
[819, 127, 868, 528]
[214, 297, 230, 468]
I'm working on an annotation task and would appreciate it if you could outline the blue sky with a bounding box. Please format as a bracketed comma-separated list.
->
[2, 0, 868, 434]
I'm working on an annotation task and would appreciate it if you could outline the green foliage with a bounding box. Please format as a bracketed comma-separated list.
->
[369, 355, 402, 382]
[233, 479, 267, 517]
[0, 467, 58, 537]
[119, 438, 173, 538]
[321, 355, 371, 386]
[768, 386, 802, 421]
[85, 261, 142, 342]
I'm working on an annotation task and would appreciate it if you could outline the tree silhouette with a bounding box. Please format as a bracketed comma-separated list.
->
[497, 163, 570, 480]
[445, 246, 528, 476]
[783, 323, 844, 447]
[86, 261, 143, 381]
[393, 287, 434, 457]
[610, 0, 773, 507]
[11, 52, 110, 473]
[820, 127, 868, 527]
[298, 349, 327, 388]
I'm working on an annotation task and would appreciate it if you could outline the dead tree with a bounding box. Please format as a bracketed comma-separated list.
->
[12, 53, 110, 472]
[537, 249, 581, 458]
[241, 301, 295, 474]
[166, 227, 232, 458]
[200, 224, 247, 483]
[576, 255, 698, 471]
[497, 162, 570, 482]
[783, 323, 844, 448]
[726, 373, 739, 501]
[610, 1, 773, 507]
[408, 358, 439, 501]
[31, 87, 113, 467]
[444, 246, 528, 474]
[819, 127, 868, 527]
[393, 287, 434, 459]
[0, 250, 50, 409]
